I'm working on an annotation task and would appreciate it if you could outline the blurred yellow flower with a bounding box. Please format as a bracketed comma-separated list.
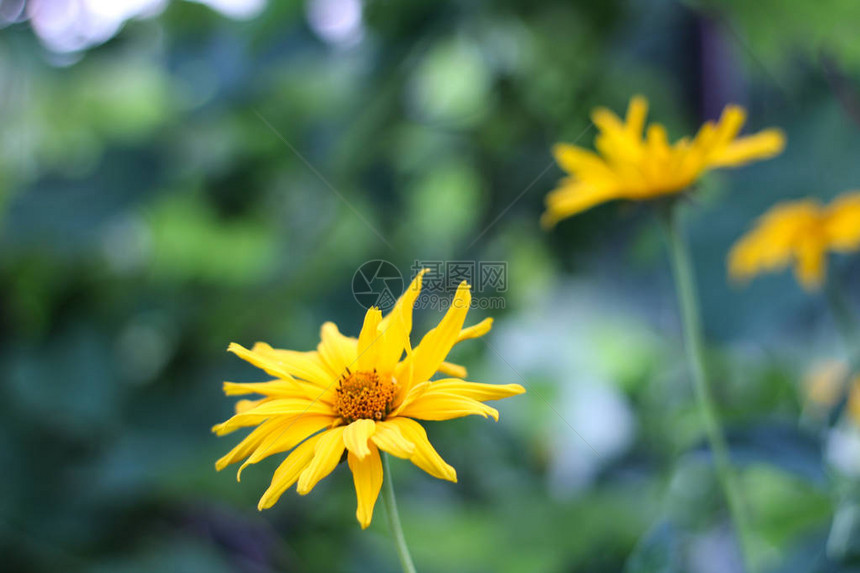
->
[804, 360, 860, 425]
[848, 379, 860, 425]
[805, 360, 848, 409]
[542, 95, 786, 227]
[213, 270, 524, 528]
[728, 192, 860, 290]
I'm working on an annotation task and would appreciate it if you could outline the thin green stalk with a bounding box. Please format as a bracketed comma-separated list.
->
[382, 454, 417, 573]
[826, 278, 860, 356]
[661, 205, 756, 573]
[824, 275, 860, 561]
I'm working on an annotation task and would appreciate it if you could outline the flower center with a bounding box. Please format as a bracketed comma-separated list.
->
[334, 369, 397, 424]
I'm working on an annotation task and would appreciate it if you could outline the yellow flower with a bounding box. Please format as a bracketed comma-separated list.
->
[728, 192, 860, 290]
[542, 95, 786, 227]
[805, 360, 848, 409]
[848, 378, 860, 425]
[213, 270, 525, 528]
[804, 360, 860, 425]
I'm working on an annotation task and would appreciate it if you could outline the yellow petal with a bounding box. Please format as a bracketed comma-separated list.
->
[377, 270, 427, 373]
[379, 269, 427, 331]
[251, 343, 334, 386]
[591, 110, 645, 166]
[235, 398, 264, 414]
[317, 323, 358, 378]
[223, 381, 289, 396]
[398, 392, 499, 422]
[424, 379, 526, 402]
[552, 143, 613, 178]
[237, 414, 335, 480]
[436, 361, 467, 378]
[710, 105, 747, 151]
[624, 95, 649, 137]
[646, 124, 670, 157]
[409, 282, 472, 386]
[213, 398, 332, 436]
[392, 381, 430, 414]
[386, 418, 456, 482]
[211, 402, 268, 436]
[708, 128, 785, 168]
[228, 342, 296, 381]
[793, 238, 827, 291]
[296, 426, 346, 495]
[222, 380, 315, 400]
[357, 308, 383, 371]
[727, 199, 822, 287]
[348, 445, 383, 529]
[690, 121, 717, 154]
[343, 419, 376, 460]
[371, 421, 415, 459]
[456, 317, 493, 343]
[541, 182, 621, 227]
[258, 433, 322, 510]
[825, 192, 860, 251]
[591, 106, 627, 137]
[215, 419, 281, 472]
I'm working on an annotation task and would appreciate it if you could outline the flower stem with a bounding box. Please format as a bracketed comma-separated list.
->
[826, 278, 860, 356]
[661, 204, 756, 573]
[824, 276, 860, 561]
[382, 454, 417, 573]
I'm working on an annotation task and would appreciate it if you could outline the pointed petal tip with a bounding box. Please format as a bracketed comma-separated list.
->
[257, 491, 279, 511]
[550, 141, 572, 158]
[770, 128, 787, 149]
[540, 211, 559, 230]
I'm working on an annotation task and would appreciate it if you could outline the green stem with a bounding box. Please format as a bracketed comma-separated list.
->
[824, 276, 860, 561]
[826, 278, 860, 357]
[382, 454, 417, 573]
[661, 204, 756, 573]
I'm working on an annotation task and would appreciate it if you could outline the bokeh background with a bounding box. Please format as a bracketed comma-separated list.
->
[3, 0, 860, 571]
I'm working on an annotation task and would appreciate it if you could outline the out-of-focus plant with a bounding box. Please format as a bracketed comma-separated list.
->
[728, 192, 860, 291]
[544, 95, 786, 572]
[541, 96, 785, 227]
